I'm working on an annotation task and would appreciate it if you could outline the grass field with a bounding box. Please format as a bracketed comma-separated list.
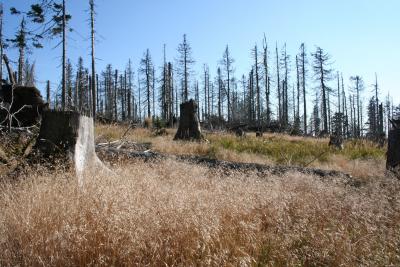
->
[0, 125, 398, 266]
[1, 159, 399, 266]
[96, 125, 386, 178]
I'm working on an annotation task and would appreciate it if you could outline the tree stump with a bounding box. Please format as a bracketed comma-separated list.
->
[174, 99, 204, 141]
[329, 135, 344, 150]
[34, 110, 110, 185]
[35, 110, 80, 156]
[386, 128, 400, 178]
[235, 128, 246, 137]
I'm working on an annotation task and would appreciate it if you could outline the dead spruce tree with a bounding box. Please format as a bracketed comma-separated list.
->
[177, 34, 194, 102]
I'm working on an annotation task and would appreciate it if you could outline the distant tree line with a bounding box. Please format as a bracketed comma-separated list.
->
[2, 1, 398, 140]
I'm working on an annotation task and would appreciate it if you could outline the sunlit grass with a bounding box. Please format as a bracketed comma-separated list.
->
[94, 125, 387, 177]
[0, 160, 398, 266]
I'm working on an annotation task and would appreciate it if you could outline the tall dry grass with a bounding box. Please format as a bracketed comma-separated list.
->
[1, 160, 399, 266]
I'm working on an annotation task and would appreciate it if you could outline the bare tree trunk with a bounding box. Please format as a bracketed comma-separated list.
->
[276, 43, 281, 123]
[301, 44, 307, 135]
[152, 66, 155, 118]
[254, 45, 260, 125]
[114, 69, 118, 120]
[3, 54, 16, 85]
[217, 68, 222, 120]
[61, 0, 67, 110]
[46, 80, 50, 107]
[263, 36, 270, 124]
[296, 55, 300, 119]
[90, 0, 96, 118]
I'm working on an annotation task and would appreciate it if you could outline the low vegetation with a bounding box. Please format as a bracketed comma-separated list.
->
[0, 159, 399, 266]
[95, 125, 386, 178]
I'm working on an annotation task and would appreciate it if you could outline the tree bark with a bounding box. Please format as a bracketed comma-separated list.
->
[35, 110, 80, 157]
[174, 99, 204, 141]
[387, 128, 400, 177]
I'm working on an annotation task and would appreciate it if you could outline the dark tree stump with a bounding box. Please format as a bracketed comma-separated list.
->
[174, 99, 204, 141]
[329, 135, 344, 150]
[35, 110, 80, 157]
[235, 128, 246, 137]
[386, 128, 400, 177]
[32, 110, 111, 185]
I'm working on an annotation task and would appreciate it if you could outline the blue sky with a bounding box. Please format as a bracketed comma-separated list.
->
[3, 0, 400, 105]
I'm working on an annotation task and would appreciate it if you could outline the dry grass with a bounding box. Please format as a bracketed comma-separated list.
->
[0, 159, 399, 266]
[95, 125, 386, 178]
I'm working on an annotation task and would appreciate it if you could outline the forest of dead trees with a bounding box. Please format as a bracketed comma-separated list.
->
[1, 1, 399, 141]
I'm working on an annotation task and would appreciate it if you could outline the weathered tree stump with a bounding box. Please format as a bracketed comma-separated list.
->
[329, 135, 344, 150]
[235, 128, 246, 137]
[34, 110, 110, 185]
[174, 99, 204, 141]
[386, 128, 400, 178]
[35, 110, 80, 157]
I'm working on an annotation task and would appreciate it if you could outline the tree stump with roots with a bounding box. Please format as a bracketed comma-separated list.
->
[387, 128, 400, 178]
[174, 99, 204, 141]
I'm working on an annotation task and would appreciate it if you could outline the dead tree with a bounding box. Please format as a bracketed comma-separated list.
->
[263, 35, 271, 124]
[174, 99, 204, 141]
[90, 0, 96, 118]
[221, 45, 234, 122]
[312, 47, 332, 133]
[177, 34, 194, 102]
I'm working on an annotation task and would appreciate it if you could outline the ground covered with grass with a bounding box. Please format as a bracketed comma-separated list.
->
[0, 125, 396, 266]
[1, 159, 399, 266]
[95, 125, 386, 178]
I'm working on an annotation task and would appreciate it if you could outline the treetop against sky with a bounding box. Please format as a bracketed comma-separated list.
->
[3, 0, 399, 103]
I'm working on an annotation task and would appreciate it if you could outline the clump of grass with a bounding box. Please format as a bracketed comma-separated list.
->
[0, 160, 399, 266]
[209, 134, 386, 167]
[341, 139, 386, 160]
[210, 134, 330, 166]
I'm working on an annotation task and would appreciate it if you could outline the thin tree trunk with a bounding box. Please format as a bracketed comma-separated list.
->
[301, 44, 307, 135]
[276, 43, 281, 123]
[263, 37, 270, 124]
[90, 0, 96, 118]
[254, 45, 260, 125]
[61, 0, 67, 110]
[114, 69, 118, 120]
[46, 80, 51, 107]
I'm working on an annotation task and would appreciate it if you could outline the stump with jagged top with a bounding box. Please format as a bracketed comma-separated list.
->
[34, 110, 80, 158]
[174, 100, 204, 141]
